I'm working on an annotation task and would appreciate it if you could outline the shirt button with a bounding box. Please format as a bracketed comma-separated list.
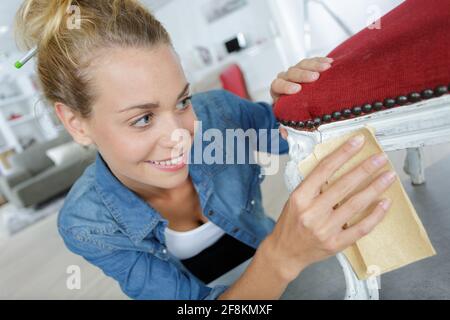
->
[161, 248, 167, 255]
[258, 174, 263, 179]
[208, 210, 215, 216]
[250, 200, 255, 205]
[232, 227, 240, 234]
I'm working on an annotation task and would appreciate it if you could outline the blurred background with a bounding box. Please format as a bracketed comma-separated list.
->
[2, 0, 449, 300]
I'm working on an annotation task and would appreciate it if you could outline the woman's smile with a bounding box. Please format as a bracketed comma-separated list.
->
[146, 152, 187, 172]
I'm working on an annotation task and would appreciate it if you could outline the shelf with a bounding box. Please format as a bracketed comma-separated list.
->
[0, 145, 14, 154]
[0, 75, 61, 155]
[0, 94, 36, 107]
[8, 114, 38, 127]
[188, 36, 283, 82]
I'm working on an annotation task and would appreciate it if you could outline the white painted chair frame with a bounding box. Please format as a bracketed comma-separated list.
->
[281, 94, 450, 299]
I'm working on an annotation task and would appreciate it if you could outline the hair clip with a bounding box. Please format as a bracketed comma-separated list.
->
[14, 46, 38, 69]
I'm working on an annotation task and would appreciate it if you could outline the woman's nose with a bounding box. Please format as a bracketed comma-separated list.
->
[158, 116, 188, 148]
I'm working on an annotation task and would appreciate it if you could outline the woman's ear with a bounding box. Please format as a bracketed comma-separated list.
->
[54, 102, 94, 146]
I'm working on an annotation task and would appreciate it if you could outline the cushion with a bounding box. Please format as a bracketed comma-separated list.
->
[13, 144, 54, 176]
[11, 131, 73, 175]
[46, 141, 86, 166]
[273, 0, 450, 130]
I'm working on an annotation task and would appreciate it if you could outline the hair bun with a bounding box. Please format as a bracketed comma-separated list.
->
[15, 0, 74, 50]
[12, 0, 171, 118]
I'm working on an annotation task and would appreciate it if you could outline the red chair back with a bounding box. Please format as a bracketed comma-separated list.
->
[219, 64, 251, 100]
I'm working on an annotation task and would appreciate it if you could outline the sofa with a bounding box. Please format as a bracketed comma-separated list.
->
[0, 131, 96, 208]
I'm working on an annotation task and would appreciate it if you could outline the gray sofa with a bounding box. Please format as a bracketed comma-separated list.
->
[0, 132, 96, 208]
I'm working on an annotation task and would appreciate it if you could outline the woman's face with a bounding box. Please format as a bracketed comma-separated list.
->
[83, 45, 196, 195]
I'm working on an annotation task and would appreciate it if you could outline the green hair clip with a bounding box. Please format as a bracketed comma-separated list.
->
[14, 46, 38, 69]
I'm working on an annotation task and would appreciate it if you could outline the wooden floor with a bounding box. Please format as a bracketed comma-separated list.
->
[0, 143, 449, 299]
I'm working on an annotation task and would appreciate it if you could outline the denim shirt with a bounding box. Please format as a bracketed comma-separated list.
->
[57, 89, 289, 300]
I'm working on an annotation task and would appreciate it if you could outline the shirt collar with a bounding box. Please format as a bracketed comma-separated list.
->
[93, 148, 214, 245]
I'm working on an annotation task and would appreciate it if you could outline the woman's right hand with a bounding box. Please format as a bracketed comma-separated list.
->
[263, 134, 396, 282]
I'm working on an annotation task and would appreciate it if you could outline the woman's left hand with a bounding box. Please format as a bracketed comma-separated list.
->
[270, 56, 334, 104]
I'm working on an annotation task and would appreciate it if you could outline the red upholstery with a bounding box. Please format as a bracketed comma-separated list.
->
[274, 0, 450, 130]
[220, 64, 251, 100]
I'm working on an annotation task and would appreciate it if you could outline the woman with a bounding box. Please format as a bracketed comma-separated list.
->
[15, 0, 395, 299]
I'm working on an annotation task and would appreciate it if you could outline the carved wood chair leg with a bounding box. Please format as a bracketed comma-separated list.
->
[281, 96, 450, 299]
[403, 147, 426, 185]
[283, 137, 379, 300]
[336, 253, 379, 300]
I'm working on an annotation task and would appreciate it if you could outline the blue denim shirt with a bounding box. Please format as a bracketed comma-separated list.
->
[57, 90, 289, 300]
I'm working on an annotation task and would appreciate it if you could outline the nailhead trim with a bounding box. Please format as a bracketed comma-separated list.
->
[396, 96, 408, 105]
[332, 111, 342, 120]
[422, 89, 434, 99]
[362, 104, 372, 113]
[342, 108, 352, 118]
[435, 85, 448, 96]
[322, 114, 332, 122]
[277, 84, 450, 130]
[352, 106, 362, 115]
[373, 102, 383, 111]
[408, 92, 421, 103]
[306, 120, 315, 129]
[384, 98, 396, 108]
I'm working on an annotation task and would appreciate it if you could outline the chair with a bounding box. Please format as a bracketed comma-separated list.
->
[219, 64, 251, 100]
[274, 0, 450, 299]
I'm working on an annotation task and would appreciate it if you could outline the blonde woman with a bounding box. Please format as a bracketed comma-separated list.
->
[15, 0, 395, 300]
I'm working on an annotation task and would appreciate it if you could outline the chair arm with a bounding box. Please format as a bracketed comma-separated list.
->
[13, 156, 94, 207]
[0, 168, 33, 189]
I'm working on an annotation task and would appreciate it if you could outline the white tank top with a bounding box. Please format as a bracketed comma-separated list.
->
[164, 221, 225, 260]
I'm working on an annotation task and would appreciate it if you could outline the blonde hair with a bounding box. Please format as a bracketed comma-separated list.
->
[15, 0, 172, 117]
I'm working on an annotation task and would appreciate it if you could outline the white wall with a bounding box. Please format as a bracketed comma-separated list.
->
[155, 0, 290, 102]
[0, 0, 406, 61]
[304, 0, 405, 56]
[0, 0, 22, 55]
[155, 0, 278, 68]
[267, 0, 307, 66]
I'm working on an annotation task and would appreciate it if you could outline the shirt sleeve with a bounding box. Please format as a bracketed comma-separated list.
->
[214, 90, 289, 155]
[59, 227, 229, 300]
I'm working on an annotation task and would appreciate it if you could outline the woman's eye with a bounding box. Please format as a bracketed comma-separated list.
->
[176, 96, 192, 111]
[131, 97, 191, 128]
[132, 113, 154, 128]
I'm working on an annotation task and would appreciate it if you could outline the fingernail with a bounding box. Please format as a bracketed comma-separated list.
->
[379, 198, 392, 211]
[349, 134, 365, 147]
[382, 171, 397, 184]
[372, 153, 388, 167]
[288, 84, 301, 93]
[326, 57, 334, 62]
[311, 72, 320, 80]
[322, 63, 331, 70]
